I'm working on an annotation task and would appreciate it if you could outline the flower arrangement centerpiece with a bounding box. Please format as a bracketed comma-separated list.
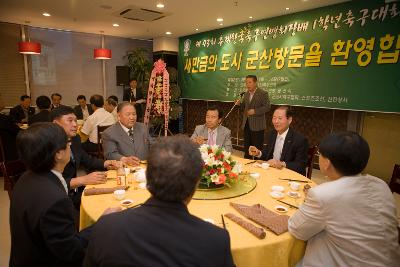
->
[199, 144, 242, 189]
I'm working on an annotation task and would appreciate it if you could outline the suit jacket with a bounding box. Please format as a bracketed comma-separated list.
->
[9, 105, 35, 123]
[74, 104, 94, 120]
[289, 174, 400, 267]
[260, 128, 308, 176]
[63, 135, 105, 208]
[83, 197, 235, 267]
[191, 124, 233, 152]
[0, 113, 20, 161]
[123, 87, 144, 118]
[102, 122, 151, 160]
[51, 104, 68, 110]
[240, 88, 270, 131]
[28, 110, 51, 125]
[9, 170, 92, 267]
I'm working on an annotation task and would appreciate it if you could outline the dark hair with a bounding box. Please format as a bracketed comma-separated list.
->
[129, 78, 137, 83]
[36, 95, 51, 110]
[20, 95, 30, 101]
[246, 75, 257, 82]
[275, 105, 294, 118]
[51, 93, 62, 99]
[89, 94, 104, 108]
[207, 106, 223, 119]
[50, 106, 76, 121]
[106, 98, 117, 107]
[146, 136, 203, 202]
[319, 131, 370, 176]
[77, 95, 86, 101]
[117, 102, 135, 113]
[17, 122, 68, 173]
[108, 95, 118, 103]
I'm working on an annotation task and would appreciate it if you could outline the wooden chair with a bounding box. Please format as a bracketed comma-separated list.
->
[389, 164, 400, 193]
[306, 145, 318, 179]
[97, 125, 112, 159]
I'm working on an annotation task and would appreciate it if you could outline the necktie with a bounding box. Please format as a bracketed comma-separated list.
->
[208, 131, 215, 146]
[128, 129, 134, 143]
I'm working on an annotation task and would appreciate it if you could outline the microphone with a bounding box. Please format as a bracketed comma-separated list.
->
[239, 91, 245, 97]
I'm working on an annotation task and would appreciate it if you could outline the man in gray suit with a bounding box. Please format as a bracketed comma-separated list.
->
[102, 102, 151, 165]
[191, 106, 232, 152]
[289, 132, 399, 267]
[236, 75, 270, 159]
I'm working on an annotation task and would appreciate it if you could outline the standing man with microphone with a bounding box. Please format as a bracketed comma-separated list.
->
[235, 75, 270, 159]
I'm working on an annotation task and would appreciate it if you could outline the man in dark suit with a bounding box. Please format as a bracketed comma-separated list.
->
[50, 93, 66, 110]
[51, 106, 120, 209]
[249, 106, 309, 176]
[9, 95, 35, 123]
[236, 75, 270, 159]
[74, 95, 93, 120]
[28, 95, 51, 125]
[123, 78, 145, 121]
[84, 136, 235, 267]
[10, 123, 120, 267]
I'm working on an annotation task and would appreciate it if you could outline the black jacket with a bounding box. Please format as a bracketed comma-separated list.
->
[74, 104, 94, 120]
[260, 128, 309, 176]
[0, 113, 20, 161]
[9, 170, 92, 267]
[9, 105, 35, 123]
[62, 135, 105, 208]
[84, 197, 235, 267]
[28, 110, 51, 125]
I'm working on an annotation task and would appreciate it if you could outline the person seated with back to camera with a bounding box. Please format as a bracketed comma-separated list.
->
[191, 106, 233, 152]
[289, 131, 399, 266]
[248, 105, 309, 176]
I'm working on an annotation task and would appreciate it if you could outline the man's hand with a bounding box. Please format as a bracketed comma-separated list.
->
[234, 99, 241, 106]
[247, 109, 255, 116]
[120, 156, 140, 166]
[267, 159, 285, 169]
[248, 146, 261, 157]
[104, 160, 122, 170]
[81, 172, 107, 185]
[101, 207, 122, 216]
[192, 136, 207, 145]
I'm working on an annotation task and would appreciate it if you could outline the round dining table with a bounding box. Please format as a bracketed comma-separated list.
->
[80, 157, 315, 267]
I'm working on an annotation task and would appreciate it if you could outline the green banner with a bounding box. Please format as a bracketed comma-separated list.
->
[178, 0, 400, 112]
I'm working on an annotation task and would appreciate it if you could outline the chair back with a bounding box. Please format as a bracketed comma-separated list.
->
[306, 145, 318, 179]
[389, 164, 400, 193]
[97, 125, 112, 159]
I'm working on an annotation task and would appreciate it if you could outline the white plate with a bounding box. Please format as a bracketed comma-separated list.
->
[287, 191, 301, 198]
[120, 199, 134, 207]
[250, 172, 260, 179]
[270, 191, 285, 199]
[274, 205, 288, 213]
[271, 185, 285, 192]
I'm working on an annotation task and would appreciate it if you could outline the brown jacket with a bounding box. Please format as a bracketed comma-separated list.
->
[240, 88, 270, 131]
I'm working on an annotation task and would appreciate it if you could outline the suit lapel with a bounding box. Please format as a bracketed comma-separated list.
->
[116, 123, 134, 146]
[280, 128, 293, 161]
[267, 131, 277, 159]
[216, 126, 223, 146]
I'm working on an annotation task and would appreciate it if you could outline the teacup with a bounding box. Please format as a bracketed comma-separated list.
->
[134, 169, 146, 182]
[261, 162, 269, 169]
[289, 181, 300, 191]
[114, 189, 126, 200]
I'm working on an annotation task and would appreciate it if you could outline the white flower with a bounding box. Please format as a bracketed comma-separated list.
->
[201, 152, 209, 162]
[211, 145, 219, 153]
[211, 174, 219, 183]
[199, 144, 208, 153]
[232, 163, 242, 175]
[222, 150, 231, 159]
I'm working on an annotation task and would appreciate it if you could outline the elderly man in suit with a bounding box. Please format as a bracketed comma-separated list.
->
[102, 102, 151, 165]
[50, 93, 66, 110]
[235, 75, 270, 159]
[9, 95, 35, 124]
[249, 106, 308, 176]
[84, 136, 235, 267]
[289, 132, 399, 266]
[74, 95, 93, 120]
[191, 106, 232, 152]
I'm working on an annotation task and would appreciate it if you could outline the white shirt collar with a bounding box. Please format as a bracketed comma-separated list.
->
[51, 169, 68, 194]
[119, 122, 133, 134]
[277, 128, 289, 140]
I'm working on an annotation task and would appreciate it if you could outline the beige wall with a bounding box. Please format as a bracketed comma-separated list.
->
[153, 37, 178, 52]
[362, 112, 400, 182]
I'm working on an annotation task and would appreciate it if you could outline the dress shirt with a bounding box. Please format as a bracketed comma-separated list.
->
[273, 128, 288, 160]
[81, 108, 115, 144]
[207, 128, 218, 146]
[81, 105, 90, 120]
[50, 169, 68, 194]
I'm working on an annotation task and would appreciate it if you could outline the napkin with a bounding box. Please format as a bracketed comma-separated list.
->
[230, 203, 289, 235]
[84, 186, 129, 196]
[225, 213, 266, 239]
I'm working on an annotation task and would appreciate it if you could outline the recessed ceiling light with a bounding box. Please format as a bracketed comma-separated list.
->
[166, 31, 172, 35]
[42, 12, 51, 17]
[219, 23, 223, 26]
[156, 3, 165, 8]
[195, 28, 199, 31]
[285, 7, 290, 10]
[217, 18, 224, 22]
[113, 23, 119, 27]
[249, 16, 253, 19]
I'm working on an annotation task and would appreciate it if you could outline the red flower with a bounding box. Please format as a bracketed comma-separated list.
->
[216, 174, 226, 184]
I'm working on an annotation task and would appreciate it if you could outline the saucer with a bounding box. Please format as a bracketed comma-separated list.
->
[274, 205, 288, 213]
[270, 191, 285, 199]
[271, 185, 285, 192]
[287, 191, 301, 198]
[120, 199, 134, 207]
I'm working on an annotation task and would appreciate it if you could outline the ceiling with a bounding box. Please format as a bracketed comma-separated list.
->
[0, 0, 347, 40]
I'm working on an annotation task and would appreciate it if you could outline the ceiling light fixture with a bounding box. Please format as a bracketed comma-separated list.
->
[195, 28, 199, 31]
[19, 42, 41, 54]
[166, 31, 172, 35]
[94, 48, 111, 59]
[42, 12, 51, 17]
[112, 23, 119, 27]
[249, 16, 253, 19]
[217, 18, 224, 22]
[285, 7, 290, 10]
[156, 3, 165, 8]
[219, 23, 223, 26]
